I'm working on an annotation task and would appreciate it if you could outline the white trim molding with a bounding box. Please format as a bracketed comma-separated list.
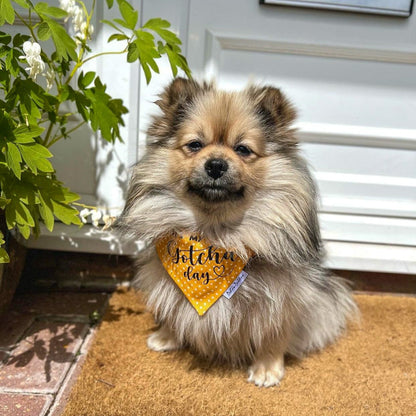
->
[19, 223, 143, 256]
[297, 122, 416, 150]
[325, 241, 416, 274]
[210, 31, 416, 64]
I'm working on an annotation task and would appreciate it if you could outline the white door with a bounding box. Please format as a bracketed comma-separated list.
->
[29, 0, 416, 273]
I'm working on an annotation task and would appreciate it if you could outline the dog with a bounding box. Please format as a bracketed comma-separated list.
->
[117, 77, 357, 387]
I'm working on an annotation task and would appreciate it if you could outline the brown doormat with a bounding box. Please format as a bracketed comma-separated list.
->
[62, 290, 416, 416]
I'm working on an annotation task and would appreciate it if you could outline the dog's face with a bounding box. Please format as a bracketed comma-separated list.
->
[147, 78, 297, 219]
[170, 90, 269, 209]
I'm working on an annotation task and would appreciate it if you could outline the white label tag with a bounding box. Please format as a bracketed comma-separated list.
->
[223, 271, 248, 299]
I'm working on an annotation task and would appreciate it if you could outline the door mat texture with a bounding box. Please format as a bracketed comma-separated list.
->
[62, 290, 416, 416]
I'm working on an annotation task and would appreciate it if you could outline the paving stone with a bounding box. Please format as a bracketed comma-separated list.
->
[48, 328, 98, 416]
[0, 393, 52, 416]
[0, 321, 89, 393]
[10, 292, 108, 317]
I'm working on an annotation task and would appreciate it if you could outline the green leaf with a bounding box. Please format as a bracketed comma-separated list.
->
[13, 124, 44, 143]
[77, 71, 96, 89]
[37, 21, 51, 41]
[38, 193, 54, 231]
[108, 33, 129, 43]
[0, 0, 15, 25]
[116, 0, 138, 30]
[5, 47, 19, 77]
[101, 19, 124, 34]
[34, 2, 67, 19]
[105, 0, 114, 8]
[0, 32, 12, 45]
[4, 142, 22, 179]
[143, 17, 171, 30]
[17, 223, 30, 239]
[0, 247, 10, 263]
[68, 88, 90, 121]
[127, 42, 138, 63]
[133, 30, 161, 84]
[44, 18, 77, 61]
[51, 200, 82, 225]
[5, 198, 35, 228]
[12, 0, 30, 8]
[0, 111, 14, 141]
[83, 77, 128, 142]
[113, 18, 134, 31]
[59, 189, 80, 204]
[82, 71, 95, 87]
[163, 44, 192, 79]
[13, 33, 29, 48]
[144, 18, 191, 80]
[19, 142, 53, 174]
[0, 196, 10, 209]
[144, 18, 181, 45]
[6, 79, 50, 122]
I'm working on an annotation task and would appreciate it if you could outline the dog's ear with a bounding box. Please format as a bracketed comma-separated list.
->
[156, 77, 208, 110]
[249, 85, 297, 128]
[248, 85, 298, 148]
[148, 78, 213, 145]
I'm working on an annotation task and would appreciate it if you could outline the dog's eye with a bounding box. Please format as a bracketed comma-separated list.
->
[186, 141, 203, 152]
[234, 144, 252, 157]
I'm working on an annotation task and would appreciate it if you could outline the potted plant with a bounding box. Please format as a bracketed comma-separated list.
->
[0, 0, 191, 315]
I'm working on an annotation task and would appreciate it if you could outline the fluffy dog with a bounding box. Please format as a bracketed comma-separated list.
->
[117, 78, 357, 387]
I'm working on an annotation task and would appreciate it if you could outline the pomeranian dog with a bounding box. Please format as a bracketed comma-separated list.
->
[117, 77, 357, 387]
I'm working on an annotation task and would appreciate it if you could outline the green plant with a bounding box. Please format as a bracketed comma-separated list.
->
[0, 0, 191, 262]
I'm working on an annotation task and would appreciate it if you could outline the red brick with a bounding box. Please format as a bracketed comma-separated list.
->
[0, 321, 88, 393]
[0, 393, 52, 416]
[0, 311, 34, 363]
[10, 292, 108, 316]
[0, 311, 34, 349]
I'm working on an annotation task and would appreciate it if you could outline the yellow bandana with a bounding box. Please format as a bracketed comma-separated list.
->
[156, 233, 251, 316]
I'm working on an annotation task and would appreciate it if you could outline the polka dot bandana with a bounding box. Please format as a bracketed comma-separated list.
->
[156, 233, 251, 316]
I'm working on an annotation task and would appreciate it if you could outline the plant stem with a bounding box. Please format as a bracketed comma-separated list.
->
[46, 121, 87, 148]
[82, 49, 128, 65]
[66, 0, 96, 84]
[72, 202, 100, 210]
[14, 10, 38, 43]
[43, 120, 55, 147]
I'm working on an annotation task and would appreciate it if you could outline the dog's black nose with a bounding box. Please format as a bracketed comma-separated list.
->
[205, 158, 228, 179]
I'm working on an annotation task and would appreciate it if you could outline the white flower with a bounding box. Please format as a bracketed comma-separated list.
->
[72, 5, 84, 33]
[80, 208, 92, 224]
[80, 21, 94, 39]
[45, 68, 55, 91]
[19, 41, 45, 81]
[91, 210, 102, 227]
[22, 40, 41, 60]
[59, 0, 92, 42]
[59, 0, 76, 19]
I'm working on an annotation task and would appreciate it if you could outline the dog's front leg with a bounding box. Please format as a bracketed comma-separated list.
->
[247, 350, 285, 387]
[147, 325, 181, 352]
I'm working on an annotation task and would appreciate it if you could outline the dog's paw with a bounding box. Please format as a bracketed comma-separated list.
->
[147, 327, 180, 352]
[247, 354, 284, 387]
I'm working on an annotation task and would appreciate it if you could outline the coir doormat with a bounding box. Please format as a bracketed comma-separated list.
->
[62, 290, 416, 416]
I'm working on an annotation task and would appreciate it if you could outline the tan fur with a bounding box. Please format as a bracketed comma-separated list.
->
[117, 78, 358, 387]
